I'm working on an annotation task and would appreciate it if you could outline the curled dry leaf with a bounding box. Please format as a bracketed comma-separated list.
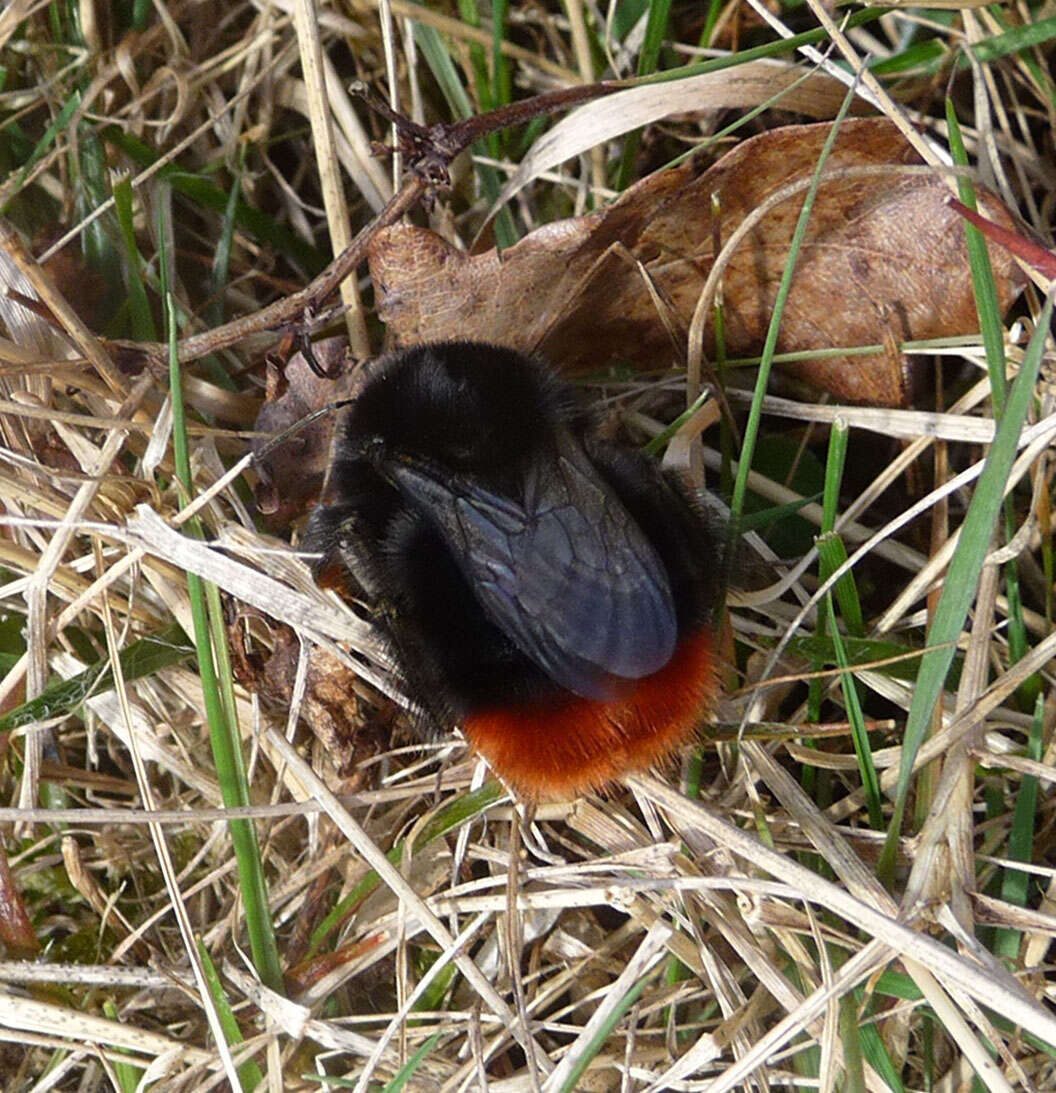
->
[229, 619, 396, 782]
[298, 643, 399, 780]
[252, 337, 355, 525]
[250, 341, 404, 777]
[368, 118, 1025, 407]
[0, 838, 39, 957]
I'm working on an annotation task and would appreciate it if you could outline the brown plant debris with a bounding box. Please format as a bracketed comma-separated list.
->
[369, 118, 1024, 406]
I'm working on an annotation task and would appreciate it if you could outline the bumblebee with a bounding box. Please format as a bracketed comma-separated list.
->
[304, 342, 719, 798]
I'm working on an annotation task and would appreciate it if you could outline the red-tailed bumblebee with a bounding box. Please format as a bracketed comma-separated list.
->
[304, 342, 719, 799]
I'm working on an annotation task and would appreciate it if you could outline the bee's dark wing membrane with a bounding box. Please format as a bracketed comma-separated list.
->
[390, 452, 677, 700]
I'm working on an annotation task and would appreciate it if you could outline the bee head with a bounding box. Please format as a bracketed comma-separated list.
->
[342, 342, 570, 477]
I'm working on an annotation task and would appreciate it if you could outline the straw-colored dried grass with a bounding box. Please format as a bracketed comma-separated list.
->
[0, 1, 1054, 1091]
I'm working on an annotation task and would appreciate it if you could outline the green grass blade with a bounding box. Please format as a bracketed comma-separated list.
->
[111, 173, 158, 341]
[784, 635, 926, 684]
[559, 976, 650, 1093]
[197, 162, 243, 390]
[699, 0, 724, 47]
[100, 126, 325, 273]
[826, 592, 882, 829]
[207, 163, 241, 328]
[818, 533, 865, 639]
[730, 87, 856, 522]
[198, 941, 266, 1093]
[968, 16, 1056, 63]
[308, 781, 505, 954]
[983, 9, 1056, 112]
[457, 0, 494, 110]
[159, 203, 284, 992]
[869, 40, 948, 76]
[839, 995, 868, 1093]
[821, 418, 849, 535]
[994, 694, 1044, 960]
[102, 1000, 144, 1093]
[491, 0, 511, 109]
[877, 292, 1054, 881]
[3, 89, 81, 211]
[736, 493, 824, 535]
[413, 22, 519, 248]
[945, 104, 1006, 412]
[856, 996, 905, 1091]
[0, 625, 193, 736]
[131, 0, 152, 30]
[947, 102, 1037, 708]
[615, 0, 674, 190]
[73, 122, 123, 310]
[637, 8, 888, 87]
[380, 1031, 442, 1092]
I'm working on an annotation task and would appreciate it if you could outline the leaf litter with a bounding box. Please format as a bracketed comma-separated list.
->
[0, 5, 1052, 1092]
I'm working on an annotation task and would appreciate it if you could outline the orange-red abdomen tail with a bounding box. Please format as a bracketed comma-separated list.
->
[462, 627, 716, 800]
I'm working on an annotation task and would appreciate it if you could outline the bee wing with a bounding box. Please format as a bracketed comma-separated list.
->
[391, 453, 677, 700]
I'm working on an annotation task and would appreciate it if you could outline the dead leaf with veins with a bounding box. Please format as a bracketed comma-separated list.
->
[368, 118, 1025, 407]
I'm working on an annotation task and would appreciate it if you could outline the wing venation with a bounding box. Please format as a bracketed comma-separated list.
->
[390, 446, 677, 699]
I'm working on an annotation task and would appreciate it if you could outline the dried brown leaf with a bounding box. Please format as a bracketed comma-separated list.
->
[230, 620, 395, 782]
[252, 337, 355, 524]
[369, 118, 1025, 407]
[0, 838, 39, 957]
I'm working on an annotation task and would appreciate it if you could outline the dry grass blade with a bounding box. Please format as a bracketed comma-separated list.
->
[491, 60, 858, 217]
[261, 725, 550, 1070]
[626, 774, 1056, 1047]
[1, 3, 1054, 1090]
[291, 0, 370, 357]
